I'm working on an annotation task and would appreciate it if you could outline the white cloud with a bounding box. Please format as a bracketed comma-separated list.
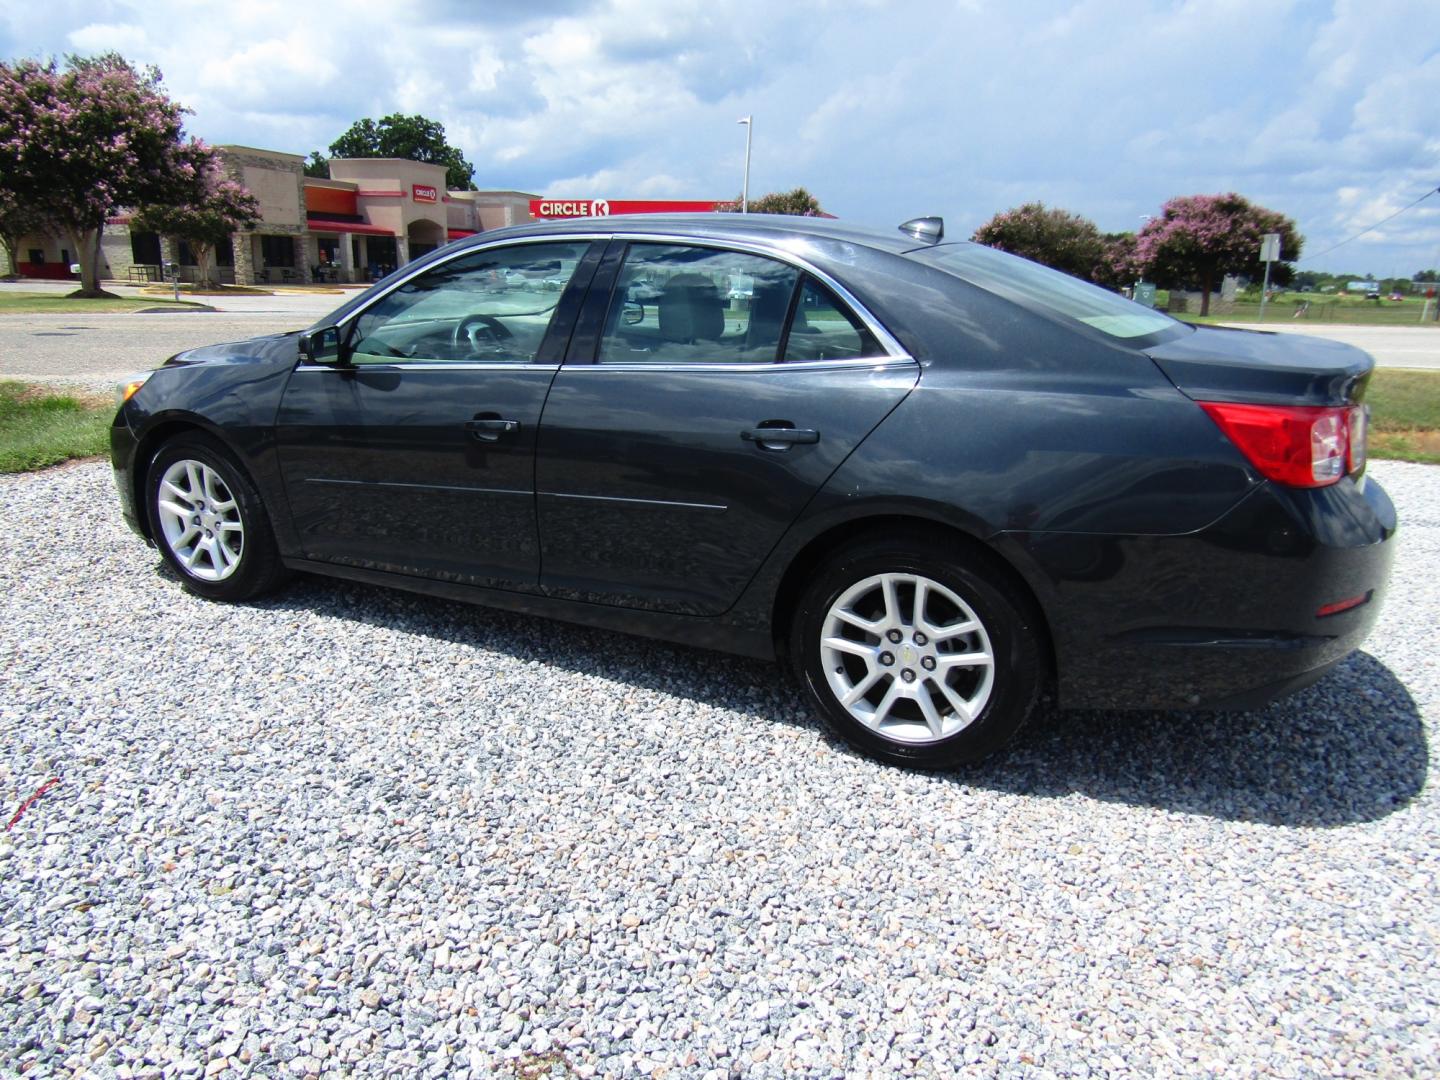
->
[66, 21, 149, 54]
[4, 0, 1438, 271]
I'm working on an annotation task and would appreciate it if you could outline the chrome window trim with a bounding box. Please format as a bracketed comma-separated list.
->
[328, 230, 911, 364]
[558, 356, 915, 375]
[293, 362, 562, 374]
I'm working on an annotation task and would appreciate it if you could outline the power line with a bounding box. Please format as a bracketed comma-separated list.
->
[1299, 186, 1440, 263]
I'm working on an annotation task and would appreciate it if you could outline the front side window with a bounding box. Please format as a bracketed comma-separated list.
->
[598, 244, 800, 364]
[347, 242, 590, 364]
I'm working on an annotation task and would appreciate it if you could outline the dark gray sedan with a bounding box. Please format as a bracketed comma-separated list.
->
[111, 214, 1394, 767]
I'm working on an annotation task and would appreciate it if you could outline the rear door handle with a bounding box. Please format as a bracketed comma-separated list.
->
[464, 417, 520, 442]
[741, 426, 820, 450]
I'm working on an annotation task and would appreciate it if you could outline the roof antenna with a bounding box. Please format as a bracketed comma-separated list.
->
[899, 217, 944, 244]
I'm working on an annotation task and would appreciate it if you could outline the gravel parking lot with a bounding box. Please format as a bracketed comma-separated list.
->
[1, 460, 1436, 1078]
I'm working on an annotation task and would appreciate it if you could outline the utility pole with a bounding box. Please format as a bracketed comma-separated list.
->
[737, 117, 752, 213]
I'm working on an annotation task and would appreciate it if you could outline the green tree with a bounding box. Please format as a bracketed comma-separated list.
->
[1092, 231, 1140, 291]
[134, 165, 260, 286]
[324, 114, 476, 190]
[1135, 193, 1303, 316]
[303, 151, 329, 179]
[717, 187, 827, 215]
[0, 53, 211, 296]
[971, 202, 1106, 281]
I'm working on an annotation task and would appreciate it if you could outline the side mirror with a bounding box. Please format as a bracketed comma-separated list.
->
[623, 301, 645, 326]
[300, 325, 346, 365]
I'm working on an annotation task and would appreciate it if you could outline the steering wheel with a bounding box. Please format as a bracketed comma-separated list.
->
[452, 313, 514, 356]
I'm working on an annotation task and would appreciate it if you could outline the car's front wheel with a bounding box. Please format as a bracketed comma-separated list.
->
[145, 434, 286, 601]
[790, 536, 1044, 768]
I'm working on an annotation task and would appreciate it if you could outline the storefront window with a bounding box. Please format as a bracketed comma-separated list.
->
[130, 231, 162, 266]
[259, 235, 295, 268]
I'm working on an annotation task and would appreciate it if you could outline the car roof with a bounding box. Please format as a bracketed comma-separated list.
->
[456, 213, 930, 256]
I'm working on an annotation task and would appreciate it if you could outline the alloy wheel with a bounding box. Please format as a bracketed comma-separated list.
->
[820, 571, 995, 743]
[155, 459, 245, 581]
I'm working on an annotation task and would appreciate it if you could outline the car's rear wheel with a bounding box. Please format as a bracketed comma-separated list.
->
[790, 536, 1043, 768]
[145, 434, 286, 601]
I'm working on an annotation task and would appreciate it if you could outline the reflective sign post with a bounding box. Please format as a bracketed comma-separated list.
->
[1258, 232, 1281, 323]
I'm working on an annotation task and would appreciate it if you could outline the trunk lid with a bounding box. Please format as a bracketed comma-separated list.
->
[1145, 324, 1373, 406]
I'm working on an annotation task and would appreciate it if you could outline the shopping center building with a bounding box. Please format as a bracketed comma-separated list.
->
[2, 145, 539, 286]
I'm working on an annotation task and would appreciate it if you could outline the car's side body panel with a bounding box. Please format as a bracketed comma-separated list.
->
[533, 360, 919, 615]
[273, 364, 559, 589]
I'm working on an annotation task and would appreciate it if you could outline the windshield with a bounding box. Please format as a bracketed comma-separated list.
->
[913, 242, 1181, 342]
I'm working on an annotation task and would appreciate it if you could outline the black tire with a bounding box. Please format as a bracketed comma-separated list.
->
[789, 534, 1044, 768]
[144, 433, 287, 602]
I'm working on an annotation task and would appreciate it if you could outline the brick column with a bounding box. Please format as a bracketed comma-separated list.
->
[395, 235, 410, 269]
[293, 236, 312, 284]
[232, 232, 256, 286]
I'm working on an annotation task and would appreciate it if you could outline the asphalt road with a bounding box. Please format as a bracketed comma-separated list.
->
[1219, 322, 1440, 370]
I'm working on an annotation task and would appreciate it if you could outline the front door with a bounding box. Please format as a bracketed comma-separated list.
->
[535, 242, 918, 615]
[275, 240, 599, 589]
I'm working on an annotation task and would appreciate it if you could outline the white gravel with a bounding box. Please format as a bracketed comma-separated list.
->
[1, 459, 1436, 1078]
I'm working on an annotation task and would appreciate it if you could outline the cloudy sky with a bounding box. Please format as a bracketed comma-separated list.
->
[3, 0, 1437, 275]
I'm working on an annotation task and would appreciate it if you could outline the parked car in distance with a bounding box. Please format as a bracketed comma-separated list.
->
[111, 214, 1395, 768]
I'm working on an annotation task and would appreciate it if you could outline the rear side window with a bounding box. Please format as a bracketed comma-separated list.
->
[783, 276, 885, 362]
[598, 243, 799, 364]
[914, 242, 1179, 341]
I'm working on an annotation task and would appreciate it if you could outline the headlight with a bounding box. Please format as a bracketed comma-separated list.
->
[115, 372, 154, 406]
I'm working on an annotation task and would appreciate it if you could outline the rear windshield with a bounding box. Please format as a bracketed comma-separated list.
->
[912, 242, 1181, 342]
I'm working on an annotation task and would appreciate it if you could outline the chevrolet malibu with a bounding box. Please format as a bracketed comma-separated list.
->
[111, 215, 1396, 767]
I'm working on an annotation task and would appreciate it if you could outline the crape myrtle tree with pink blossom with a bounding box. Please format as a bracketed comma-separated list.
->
[134, 167, 260, 288]
[0, 53, 211, 297]
[1135, 193, 1302, 316]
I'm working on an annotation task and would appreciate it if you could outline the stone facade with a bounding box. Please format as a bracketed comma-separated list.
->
[217, 145, 310, 286]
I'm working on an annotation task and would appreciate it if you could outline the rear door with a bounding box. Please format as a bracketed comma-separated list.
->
[534, 240, 919, 615]
[275, 239, 600, 589]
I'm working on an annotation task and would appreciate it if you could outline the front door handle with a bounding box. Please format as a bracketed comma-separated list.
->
[464, 417, 520, 442]
[741, 425, 820, 451]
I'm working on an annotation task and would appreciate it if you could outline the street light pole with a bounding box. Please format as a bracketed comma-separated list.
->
[737, 116, 752, 213]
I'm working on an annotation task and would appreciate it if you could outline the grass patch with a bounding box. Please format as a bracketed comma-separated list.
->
[1367, 368, 1440, 464]
[0, 291, 206, 314]
[0, 381, 113, 472]
[1174, 292, 1439, 326]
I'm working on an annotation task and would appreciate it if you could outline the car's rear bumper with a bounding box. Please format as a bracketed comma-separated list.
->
[1015, 472, 1396, 711]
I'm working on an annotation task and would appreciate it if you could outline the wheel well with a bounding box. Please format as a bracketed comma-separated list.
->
[770, 515, 1056, 681]
[130, 420, 209, 540]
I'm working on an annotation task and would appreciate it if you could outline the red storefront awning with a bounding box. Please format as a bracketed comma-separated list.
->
[447, 228, 477, 240]
[307, 217, 394, 236]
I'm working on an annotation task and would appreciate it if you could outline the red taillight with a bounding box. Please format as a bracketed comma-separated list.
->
[1200, 402, 1367, 488]
[1316, 593, 1371, 618]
